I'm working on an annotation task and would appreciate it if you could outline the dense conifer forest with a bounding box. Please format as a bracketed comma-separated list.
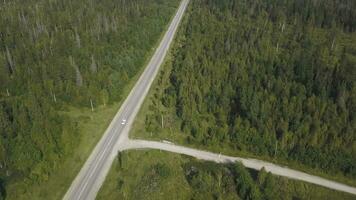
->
[0, 0, 178, 198]
[145, 0, 356, 182]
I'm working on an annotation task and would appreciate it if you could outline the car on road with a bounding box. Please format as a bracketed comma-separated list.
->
[121, 119, 126, 125]
[162, 140, 173, 144]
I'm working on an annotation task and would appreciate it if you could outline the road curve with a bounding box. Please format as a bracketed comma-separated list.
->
[123, 139, 356, 196]
[63, 1, 190, 199]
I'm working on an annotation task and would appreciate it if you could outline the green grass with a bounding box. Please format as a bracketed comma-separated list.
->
[98, 150, 355, 200]
[4, 1, 182, 199]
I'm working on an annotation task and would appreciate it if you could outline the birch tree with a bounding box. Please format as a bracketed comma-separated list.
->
[69, 56, 83, 87]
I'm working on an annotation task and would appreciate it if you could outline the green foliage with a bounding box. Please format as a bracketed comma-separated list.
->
[233, 163, 261, 200]
[0, 179, 5, 200]
[0, 0, 179, 197]
[146, 0, 356, 180]
[117, 152, 123, 169]
[258, 169, 278, 200]
[183, 161, 238, 200]
[153, 163, 171, 178]
[98, 151, 356, 200]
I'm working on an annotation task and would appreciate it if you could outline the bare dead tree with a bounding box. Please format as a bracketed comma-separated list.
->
[74, 28, 81, 48]
[276, 43, 279, 53]
[5, 46, 14, 74]
[331, 38, 335, 50]
[90, 99, 94, 112]
[69, 56, 83, 87]
[281, 22, 285, 33]
[90, 55, 97, 73]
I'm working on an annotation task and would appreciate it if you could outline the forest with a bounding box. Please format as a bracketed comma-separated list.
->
[144, 0, 356, 182]
[0, 0, 179, 198]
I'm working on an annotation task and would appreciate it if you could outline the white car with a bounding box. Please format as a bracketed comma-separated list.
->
[162, 140, 173, 144]
[121, 119, 126, 125]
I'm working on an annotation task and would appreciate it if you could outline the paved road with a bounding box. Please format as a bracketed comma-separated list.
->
[123, 140, 356, 196]
[63, 1, 190, 199]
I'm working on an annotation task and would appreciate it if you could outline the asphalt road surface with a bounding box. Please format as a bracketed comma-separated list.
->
[63, 1, 190, 199]
[124, 140, 356, 196]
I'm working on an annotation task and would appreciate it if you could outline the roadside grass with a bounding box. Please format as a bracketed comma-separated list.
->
[4, 1, 181, 199]
[98, 150, 355, 200]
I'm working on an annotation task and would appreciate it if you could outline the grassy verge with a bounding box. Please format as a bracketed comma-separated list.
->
[4, 1, 182, 199]
[98, 150, 355, 200]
